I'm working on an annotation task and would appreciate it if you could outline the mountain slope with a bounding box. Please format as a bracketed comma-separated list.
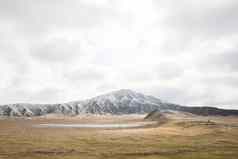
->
[0, 89, 238, 117]
[77, 89, 164, 114]
[0, 89, 165, 117]
[144, 109, 168, 124]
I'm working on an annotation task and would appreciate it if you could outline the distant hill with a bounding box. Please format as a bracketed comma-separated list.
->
[164, 103, 238, 116]
[144, 109, 168, 124]
[0, 89, 238, 117]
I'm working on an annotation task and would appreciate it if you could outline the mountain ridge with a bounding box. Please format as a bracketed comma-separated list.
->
[0, 89, 238, 117]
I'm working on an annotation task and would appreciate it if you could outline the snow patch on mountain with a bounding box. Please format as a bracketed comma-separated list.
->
[0, 89, 165, 117]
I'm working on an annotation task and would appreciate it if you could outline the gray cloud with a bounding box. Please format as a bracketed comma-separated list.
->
[159, 0, 238, 37]
[143, 86, 188, 104]
[0, 0, 116, 36]
[210, 51, 238, 71]
[0, 0, 238, 108]
[156, 62, 184, 80]
[0, 86, 62, 104]
[65, 67, 105, 83]
[199, 48, 238, 72]
[30, 38, 81, 63]
[30, 88, 63, 104]
[123, 70, 154, 83]
[200, 75, 238, 87]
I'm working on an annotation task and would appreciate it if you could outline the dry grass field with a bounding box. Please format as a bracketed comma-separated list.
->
[0, 114, 238, 159]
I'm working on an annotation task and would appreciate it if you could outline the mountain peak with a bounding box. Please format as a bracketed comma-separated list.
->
[1, 89, 238, 117]
[92, 89, 146, 101]
[114, 89, 134, 93]
[79, 89, 163, 114]
[105, 89, 138, 97]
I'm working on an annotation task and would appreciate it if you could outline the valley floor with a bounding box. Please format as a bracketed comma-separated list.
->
[1, 114, 238, 159]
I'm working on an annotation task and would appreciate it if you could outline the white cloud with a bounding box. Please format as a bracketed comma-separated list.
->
[0, 0, 237, 109]
[30, 37, 81, 63]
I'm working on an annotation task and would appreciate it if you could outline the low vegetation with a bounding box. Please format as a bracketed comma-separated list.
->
[0, 114, 238, 159]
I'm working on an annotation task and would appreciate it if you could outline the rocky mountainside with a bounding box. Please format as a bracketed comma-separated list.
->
[0, 89, 238, 117]
[0, 89, 165, 117]
[78, 89, 165, 114]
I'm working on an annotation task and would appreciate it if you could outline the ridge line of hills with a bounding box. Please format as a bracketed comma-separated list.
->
[0, 89, 238, 117]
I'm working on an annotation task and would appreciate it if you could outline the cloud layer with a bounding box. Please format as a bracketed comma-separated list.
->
[0, 0, 238, 109]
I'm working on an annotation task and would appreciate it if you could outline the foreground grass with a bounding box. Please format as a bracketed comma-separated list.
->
[0, 115, 238, 159]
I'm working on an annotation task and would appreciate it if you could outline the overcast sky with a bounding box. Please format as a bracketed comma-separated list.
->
[0, 0, 238, 109]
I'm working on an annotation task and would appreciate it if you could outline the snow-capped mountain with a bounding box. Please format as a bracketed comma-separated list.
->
[0, 89, 166, 117]
[1, 89, 238, 117]
[77, 89, 164, 114]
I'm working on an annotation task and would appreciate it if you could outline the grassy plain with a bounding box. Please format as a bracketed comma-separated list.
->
[0, 114, 238, 159]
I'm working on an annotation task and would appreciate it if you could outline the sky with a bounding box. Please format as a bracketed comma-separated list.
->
[0, 0, 238, 109]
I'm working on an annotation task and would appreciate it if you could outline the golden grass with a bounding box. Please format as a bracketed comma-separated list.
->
[0, 114, 238, 159]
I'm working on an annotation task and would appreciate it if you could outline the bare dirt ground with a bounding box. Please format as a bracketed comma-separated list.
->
[1, 113, 238, 159]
